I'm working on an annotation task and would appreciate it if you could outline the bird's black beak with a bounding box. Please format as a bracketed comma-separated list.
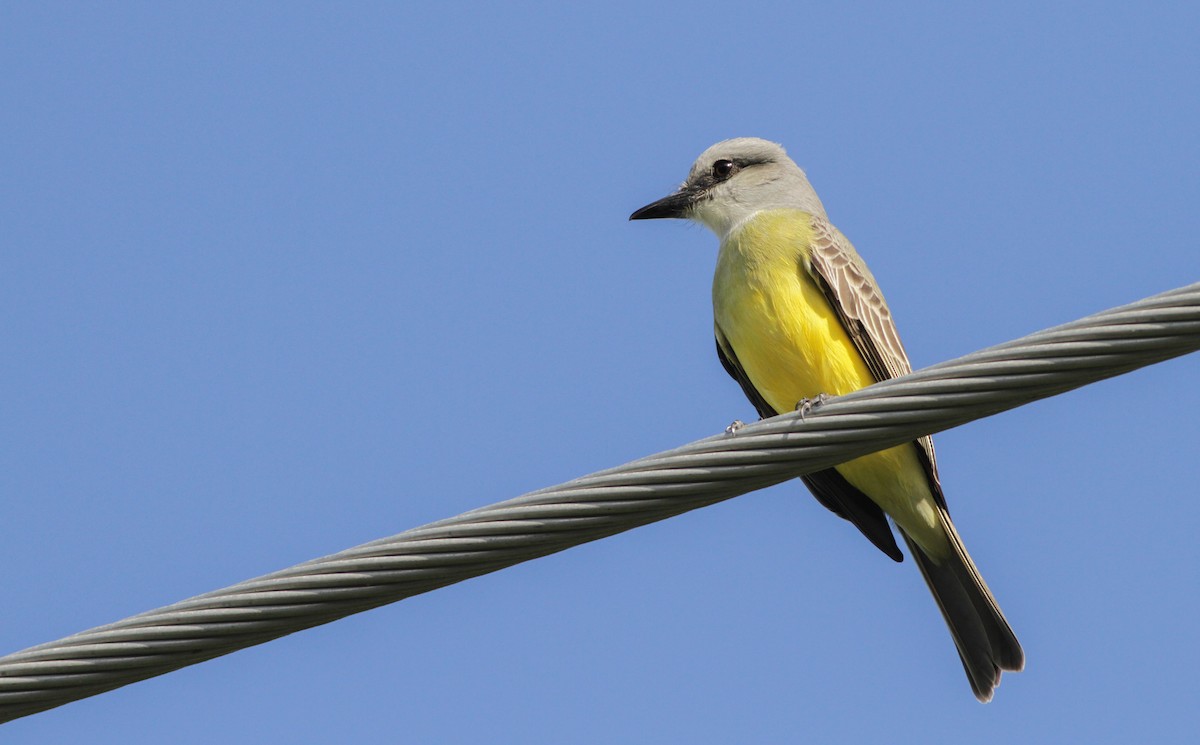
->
[629, 188, 694, 220]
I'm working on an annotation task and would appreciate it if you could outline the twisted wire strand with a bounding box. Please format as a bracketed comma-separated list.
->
[1, 282, 1198, 723]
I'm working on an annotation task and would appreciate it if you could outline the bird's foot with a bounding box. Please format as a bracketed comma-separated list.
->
[795, 393, 829, 419]
[725, 419, 746, 435]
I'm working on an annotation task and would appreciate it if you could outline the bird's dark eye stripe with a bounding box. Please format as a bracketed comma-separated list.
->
[710, 156, 772, 182]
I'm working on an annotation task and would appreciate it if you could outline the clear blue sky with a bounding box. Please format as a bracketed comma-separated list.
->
[3, 3, 1198, 743]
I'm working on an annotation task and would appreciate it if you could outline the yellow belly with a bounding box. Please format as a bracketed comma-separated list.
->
[713, 210, 941, 548]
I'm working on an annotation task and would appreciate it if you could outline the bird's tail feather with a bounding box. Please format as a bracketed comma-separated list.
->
[901, 512, 1024, 702]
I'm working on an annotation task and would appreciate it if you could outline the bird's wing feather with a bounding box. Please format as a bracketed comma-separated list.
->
[806, 216, 946, 507]
[807, 218, 1021, 693]
[807, 217, 912, 380]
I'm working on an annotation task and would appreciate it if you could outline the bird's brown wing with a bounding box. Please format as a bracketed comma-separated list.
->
[805, 216, 945, 509]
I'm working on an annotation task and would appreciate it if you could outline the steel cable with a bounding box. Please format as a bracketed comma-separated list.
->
[1, 282, 1197, 723]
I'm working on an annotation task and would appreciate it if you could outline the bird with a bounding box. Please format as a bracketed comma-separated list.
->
[629, 137, 1023, 701]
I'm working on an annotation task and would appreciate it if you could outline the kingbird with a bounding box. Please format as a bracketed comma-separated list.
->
[630, 137, 1023, 701]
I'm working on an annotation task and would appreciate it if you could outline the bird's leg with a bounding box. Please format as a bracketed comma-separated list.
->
[795, 393, 830, 419]
[725, 419, 746, 435]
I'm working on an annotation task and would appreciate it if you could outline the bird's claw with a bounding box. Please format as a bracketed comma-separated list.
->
[795, 393, 830, 419]
[725, 419, 746, 435]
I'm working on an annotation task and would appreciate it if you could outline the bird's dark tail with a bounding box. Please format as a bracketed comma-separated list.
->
[901, 512, 1024, 702]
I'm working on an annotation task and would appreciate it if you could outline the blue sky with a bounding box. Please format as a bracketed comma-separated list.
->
[2, 2, 1198, 742]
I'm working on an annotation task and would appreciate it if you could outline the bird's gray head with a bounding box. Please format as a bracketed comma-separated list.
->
[630, 137, 826, 239]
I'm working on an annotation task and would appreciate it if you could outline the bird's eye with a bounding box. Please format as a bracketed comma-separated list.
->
[711, 159, 735, 180]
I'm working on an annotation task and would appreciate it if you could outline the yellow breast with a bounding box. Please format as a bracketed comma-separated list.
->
[712, 210, 876, 413]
